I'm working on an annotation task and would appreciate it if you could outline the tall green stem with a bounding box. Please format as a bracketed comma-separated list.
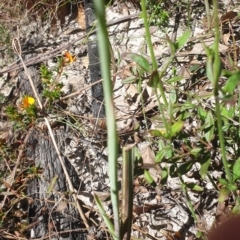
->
[93, 0, 119, 238]
[140, 0, 167, 106]
[212, 0, 232, 183]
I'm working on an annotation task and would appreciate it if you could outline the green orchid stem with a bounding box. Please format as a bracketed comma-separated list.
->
[141, 0, 170, 135]
[204, 0, 211, 29]
[140, 0, 167, 106]
[93, 0, 119, 238]
[212, 0, 232, 185]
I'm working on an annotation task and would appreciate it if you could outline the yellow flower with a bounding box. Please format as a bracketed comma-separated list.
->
[64, 51, 76, 63]
[21, 96, 35, 109]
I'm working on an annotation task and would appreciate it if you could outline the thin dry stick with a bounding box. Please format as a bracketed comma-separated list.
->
[11, 38, 89, 229]
[60, 78, 103, 100]
[60, 65, 130, 101]
[12, 38, 43, 110]
[0, 12, 140, 75]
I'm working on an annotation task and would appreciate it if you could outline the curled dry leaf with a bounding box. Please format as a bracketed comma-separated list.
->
[77, 4, 86, 29]
[55, 200, 67, 212]
[220, 11, 238, 24]
[133, 203, 165, 215]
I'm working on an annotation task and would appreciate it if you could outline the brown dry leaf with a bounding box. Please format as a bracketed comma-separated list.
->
[133, 132, 141, 144]
[133, 203, 164, 215]
[118, 68, 133, 79]
[14, 210, 23, 218]
[139, 143, 155, 169]
[196, 218, 209, 233]
[4, 172, 15, 186]
[14, 231, 21, 237]
[81, 56, 89, 68]
[56, 200, 67, 212]
[220, 11, 238, 24]
[133, 178, 148, 193]
[0, 131, 10, 141]
[214, 201, 232, 227]
[77, 4, 85, 29]
[77, 191, 93, 207]
[2, 181, 12, 189]
[139, 143, 162, 183]
[222, 32, 230, 45]
[160, 229, 181, 240]
[0, 121, 12, 141]
[189, 38, 228, 55]
[124, 83, 138, 98]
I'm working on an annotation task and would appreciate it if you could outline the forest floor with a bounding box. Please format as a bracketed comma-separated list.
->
[0, 0, 240, 239]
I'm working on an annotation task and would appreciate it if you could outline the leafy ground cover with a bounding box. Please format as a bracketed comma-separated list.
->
[0, 0, 240, 239]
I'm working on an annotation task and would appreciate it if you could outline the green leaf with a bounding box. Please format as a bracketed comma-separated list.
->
[232, 205, 240, 215]
[196, 231, 202, 238]
[165, 146, 173, 159]
[199, 156, 211, 179]
[47, 175, 58, 194]
[167, 76, 184, 84]
[160, 167, 168, 185]
[144, 170, 156, 186]
[170, 121, 184, 136]
[149, 129, 163, 137]
[204, 111, 214, 142]
[169, 89, 177, 104]
[219, 178, 228, 186]
[165, 35, 176, 53]
[94, 193, 117, 239]
[175, 30, 191, 50]
[178, 111, 193, 120]
[222, 71, 240, 95]
[148, 70, 159, 88]
[178, 161, 193, 175]
[198, 107, 207, 121]
[190, 64, 201, 72]
[122, 75, 138, 84]
[126, 53, 151, 72]
[186, 183, 204, 191]
[181, 101, 195, 110]
[190, 148, 202, 157]
[205, 47, 214, 82]
[155, 148, 168, 163]
[228, 183, 237, 191]
[233, 158, 240, 182]
[222, 69, 233, 78]
[218, 187, 230, 203]
[221, 106, 230, 121]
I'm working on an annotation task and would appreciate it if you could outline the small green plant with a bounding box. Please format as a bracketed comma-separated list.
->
[146, 0, 169, 29]
[0, 24, 12, 66]
[40, 61, 64, 105]
[27, 164, 43, 180]
[0, 93, 7, 104]
[5, 95, 37, 130]
[5, 105, 21, 122]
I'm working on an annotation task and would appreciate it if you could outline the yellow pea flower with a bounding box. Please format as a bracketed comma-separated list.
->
[64, 51, 76, 63]
[21, 96, 35, 109]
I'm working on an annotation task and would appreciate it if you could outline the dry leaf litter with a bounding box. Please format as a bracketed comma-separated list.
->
[0, 0, 240, 239]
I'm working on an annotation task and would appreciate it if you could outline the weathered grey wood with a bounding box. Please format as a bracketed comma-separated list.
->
[84, 0, 105, 118]
[26, 128, 87, 239]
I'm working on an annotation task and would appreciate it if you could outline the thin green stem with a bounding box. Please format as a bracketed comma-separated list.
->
[141, 0, 170, 136]
[93, 0, 119, 238]
[204, 0, 211, 29]
[140, 0, 167, 106]
[212, 0, 232, 184]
